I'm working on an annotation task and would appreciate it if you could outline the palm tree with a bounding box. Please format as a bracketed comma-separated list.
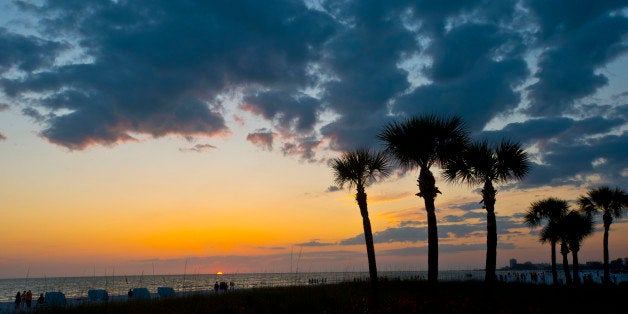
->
[559, 210, 593, 285]
[444, 140, 529, 283]
[578, 186, 627, 284]
[524, 197, 569, 285]
[379, 114, 469, 285]
[330, 148, 391, 285]
[540, 221, 572, 285]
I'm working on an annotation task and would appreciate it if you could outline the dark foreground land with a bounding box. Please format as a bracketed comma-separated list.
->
[36, 280, 626, 313]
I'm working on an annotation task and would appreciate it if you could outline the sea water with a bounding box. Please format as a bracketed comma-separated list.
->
[0, 270, 625, 303]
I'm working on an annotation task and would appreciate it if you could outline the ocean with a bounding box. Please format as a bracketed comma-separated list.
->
[1, 270, 625, 303]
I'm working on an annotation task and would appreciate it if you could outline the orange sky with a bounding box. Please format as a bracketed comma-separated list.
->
[1, 120, 626, 278]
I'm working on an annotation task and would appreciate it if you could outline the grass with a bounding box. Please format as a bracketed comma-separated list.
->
[35, 280, 626, 313]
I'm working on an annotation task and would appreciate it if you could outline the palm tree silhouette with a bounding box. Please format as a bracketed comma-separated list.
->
[330, 148, 391, 286]
[524, 197, 569, 285]
[558, 210, 593, 285]
[444, 139, 529, 284]
[379, 114, 469, 285]
[578, 186, 627, 284]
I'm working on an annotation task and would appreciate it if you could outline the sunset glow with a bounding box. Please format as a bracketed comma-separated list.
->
[0, 0, 627, 279]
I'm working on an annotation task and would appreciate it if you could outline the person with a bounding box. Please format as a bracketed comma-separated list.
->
[37, 293, 45, 305]
[15, 291, 21, 310]
[21, 291, 26, 310]
[25, 290, 33, 309]
[214, 282, 219, 293]
[127, 289, 134, 300]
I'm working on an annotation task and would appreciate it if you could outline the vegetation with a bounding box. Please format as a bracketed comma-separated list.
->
[444, 139, 529, 283]
[524, 198, 569, 285]
[379, 114, 469, 285]
[578, 186, 627, 284]
[35, 281, 627, 314]
[330, 148, 391, 286]
[560, 210, 593, 285]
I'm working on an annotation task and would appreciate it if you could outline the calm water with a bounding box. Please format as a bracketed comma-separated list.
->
[1, 270, 625, 303]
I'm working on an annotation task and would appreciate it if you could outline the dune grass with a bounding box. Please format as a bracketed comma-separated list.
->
[35, 280, 626, 313]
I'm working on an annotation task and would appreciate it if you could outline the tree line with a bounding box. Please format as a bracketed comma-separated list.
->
[330, 113, 626, 289]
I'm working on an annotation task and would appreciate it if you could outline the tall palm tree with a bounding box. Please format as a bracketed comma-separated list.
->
[559, 210, 593, 285]
[524, 197, 569, 285]
[330, 148, 391, 285]
[379, 114, 469, 285]
[578, 186, 627, 284]
[540, 221, 572, 285]
[444, 139, 529, 283]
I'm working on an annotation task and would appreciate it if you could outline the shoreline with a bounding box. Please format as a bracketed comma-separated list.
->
[1, 280, 625, 313]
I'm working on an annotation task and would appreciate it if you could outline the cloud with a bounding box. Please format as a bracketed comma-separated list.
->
[1, 0, 336, 149]
[325, 185, 341, 193]
[339, 213, 524, 245]
[0, 103, 8, 111]
[1, 0, 626, 189]
[179, 143, 217, 153]
[295, 240, 334, 247]
[381, 242, 516, 257]
[0, 132, 5, 141]
[0, 28, 67, 74]
[246, 130, 275, 151]
[524, 0, 628, 116]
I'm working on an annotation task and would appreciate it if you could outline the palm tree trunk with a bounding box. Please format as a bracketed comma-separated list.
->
[551, 240, 558, 285]
[418, 167, 439, 286]
[560, 241, 572, 285]
[602, 214, 611, 285]
[482, 181, 497, 284]
[572, 249, 580, 285]
[356, 186, 378, 286]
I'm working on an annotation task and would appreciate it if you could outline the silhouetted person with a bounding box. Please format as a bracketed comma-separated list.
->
[127, 289, 134, 300]
[26, 290, 32, 309]
[15, 291, 21, 310]
[214, 282, 219, 293]
[37, 293, 45, 305]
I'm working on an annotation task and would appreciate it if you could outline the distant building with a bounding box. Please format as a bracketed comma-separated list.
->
[509, 259, 517, 268]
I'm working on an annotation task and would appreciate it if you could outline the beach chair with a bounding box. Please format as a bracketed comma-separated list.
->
[87, 289, 109, 302]
[44, 292, 67, 307]
[158, 287, 176, 298]
[132, 288, 151, 300]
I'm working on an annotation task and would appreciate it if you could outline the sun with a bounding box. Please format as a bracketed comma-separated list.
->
[216, 271, 223, 275]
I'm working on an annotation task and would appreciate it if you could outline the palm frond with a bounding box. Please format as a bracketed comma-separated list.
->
[379, 113, 469, 171]
[494, 140, 530, 183]
[329, 148, 392, 190]
[578, 186, 627, 219]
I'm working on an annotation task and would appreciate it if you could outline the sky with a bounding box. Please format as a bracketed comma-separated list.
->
[0, 0, 627, 279]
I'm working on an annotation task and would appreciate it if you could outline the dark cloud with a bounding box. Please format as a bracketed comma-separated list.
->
[246, 130, 275, 151]
[381, 242, 516, 257]
[524, 0, 628, 116]
[280, 136, 322, 161]
[242, 91, 319, 134]
[524, 132, 628, 187]
[1, 0, 336, 149]
[178, 143, 217, 153]
[0, 27, 67, 73]
[441, 211, 485, 223]
[326, 185, 341, 193]
[450, 202, 484, 212]
[0, 103, 8, 111]
[340, 213, 523, 245]
[0, 132, 5, 141]
[1, 0, 626, 189]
